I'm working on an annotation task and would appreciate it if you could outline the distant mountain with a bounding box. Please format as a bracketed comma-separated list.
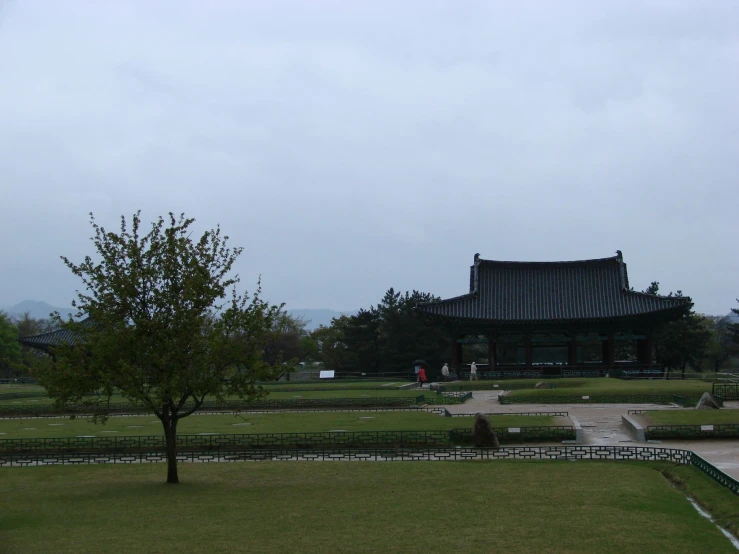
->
[287, 309, 356, 331]
[2, 300, 74, 321]
[726, 311, 739, 323]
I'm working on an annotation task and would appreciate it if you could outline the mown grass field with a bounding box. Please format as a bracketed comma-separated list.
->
[1, 461, 736, 553]
[643, 409, 739, 426]
[260, 381, 412, 391]
[0, 388, 423, 406]
[0, 384, 46, 393]
[0, 411, 561, 438]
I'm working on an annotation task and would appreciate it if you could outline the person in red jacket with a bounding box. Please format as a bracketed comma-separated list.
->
[417, 367, 427, 388]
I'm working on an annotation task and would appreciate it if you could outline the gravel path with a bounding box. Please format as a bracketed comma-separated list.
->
[442, 390, 739, 479]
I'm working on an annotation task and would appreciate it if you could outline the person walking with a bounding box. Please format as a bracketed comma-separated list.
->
[470, 361, 478, 381]
[418, 366, 428, 388]
[441, 363, 450, 382]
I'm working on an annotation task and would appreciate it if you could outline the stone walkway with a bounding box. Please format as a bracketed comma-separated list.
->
[441, 390, 739, 479]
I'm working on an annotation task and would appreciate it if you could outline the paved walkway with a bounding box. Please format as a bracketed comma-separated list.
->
[442, 390, 739, 479]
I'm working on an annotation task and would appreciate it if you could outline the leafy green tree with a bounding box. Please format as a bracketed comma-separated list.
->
[703, 315, 737, 372]
[263, 311, 307, 380]
[644, 283, 710, 378]
[729, 299, 739, 346]
[311, 316, 357, 371]
[321, 288, 449, 378]
[343, 308, 381, 373]
[298, 336, 320, 363]
[0, 312, 21, 377]
[35, 212, 285, 484]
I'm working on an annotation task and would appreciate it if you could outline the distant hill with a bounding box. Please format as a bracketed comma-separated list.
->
[287, 309, 356, 331]
[2, 300, 351, 331]
[2, 300, 74, 320]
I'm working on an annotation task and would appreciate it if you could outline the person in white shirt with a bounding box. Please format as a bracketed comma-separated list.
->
[470, 361, 478, 381]
[441, 363, 450, 382]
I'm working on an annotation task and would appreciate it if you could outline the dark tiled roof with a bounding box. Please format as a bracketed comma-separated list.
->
[417, 252, 690, 323]
[19, 318, 92, 349]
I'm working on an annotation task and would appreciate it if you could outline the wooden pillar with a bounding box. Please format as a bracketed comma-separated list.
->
[524, 335, 533, 366]
[636, 339, 645, 365]
[487, 338, 496, 370]
[644, 334, 654, 365]
[568, 337, 577, 367]
[451, 337, 463, 372]
[602, 334, 615, 367]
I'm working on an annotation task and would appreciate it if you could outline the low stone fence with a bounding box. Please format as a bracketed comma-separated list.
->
[2, 444, 735, 495]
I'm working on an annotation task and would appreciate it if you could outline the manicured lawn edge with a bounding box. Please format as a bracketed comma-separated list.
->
[660, 464, 739, 538]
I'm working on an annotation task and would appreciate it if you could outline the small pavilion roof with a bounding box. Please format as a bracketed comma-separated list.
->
[19, 318, 93, 350]
[416, 251, 690, 323]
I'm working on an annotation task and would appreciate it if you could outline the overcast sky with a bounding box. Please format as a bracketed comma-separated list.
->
[1, 1, 737, 315]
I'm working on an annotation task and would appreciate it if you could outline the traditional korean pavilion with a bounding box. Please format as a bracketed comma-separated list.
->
[19, 318, 92, 356]
[416, 251, 690, 378]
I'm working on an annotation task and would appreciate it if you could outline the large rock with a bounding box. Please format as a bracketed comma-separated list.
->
[472, 413, 500, 448]
[534, 381, 555, 389]
[696, 392, 720, 410]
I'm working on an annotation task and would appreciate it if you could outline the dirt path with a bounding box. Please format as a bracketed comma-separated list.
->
[442, 391, 739, 479]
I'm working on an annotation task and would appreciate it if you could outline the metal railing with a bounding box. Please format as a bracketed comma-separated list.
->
[645, 424, 739, 440]
[499, 394, 721, 406]
[713, 383, 739, 400]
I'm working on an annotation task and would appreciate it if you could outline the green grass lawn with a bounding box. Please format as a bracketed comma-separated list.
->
[260, 381, 411, 391]
[0, 384, 46, 394]
[0, 412, 560, 438]
[505, 378, 713, 398]
[0, 389, 424, 406]
[259, 389, 423, 399]
[643, 409, 739, 426]
[1, 461, 735, 554]
[661, 463, 739, 537]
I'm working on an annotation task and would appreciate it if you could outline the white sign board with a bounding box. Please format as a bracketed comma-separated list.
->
[319, 370, 335, 379]
[508, 427, 521, 433]
[701, 425, 714, 431]
[582, 396, 590, 400]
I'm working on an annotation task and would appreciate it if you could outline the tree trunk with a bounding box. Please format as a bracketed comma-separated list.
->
[162, 415, 179, 484]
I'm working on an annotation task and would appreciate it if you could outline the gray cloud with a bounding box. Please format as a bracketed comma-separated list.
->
[1, 1, 737, 314]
